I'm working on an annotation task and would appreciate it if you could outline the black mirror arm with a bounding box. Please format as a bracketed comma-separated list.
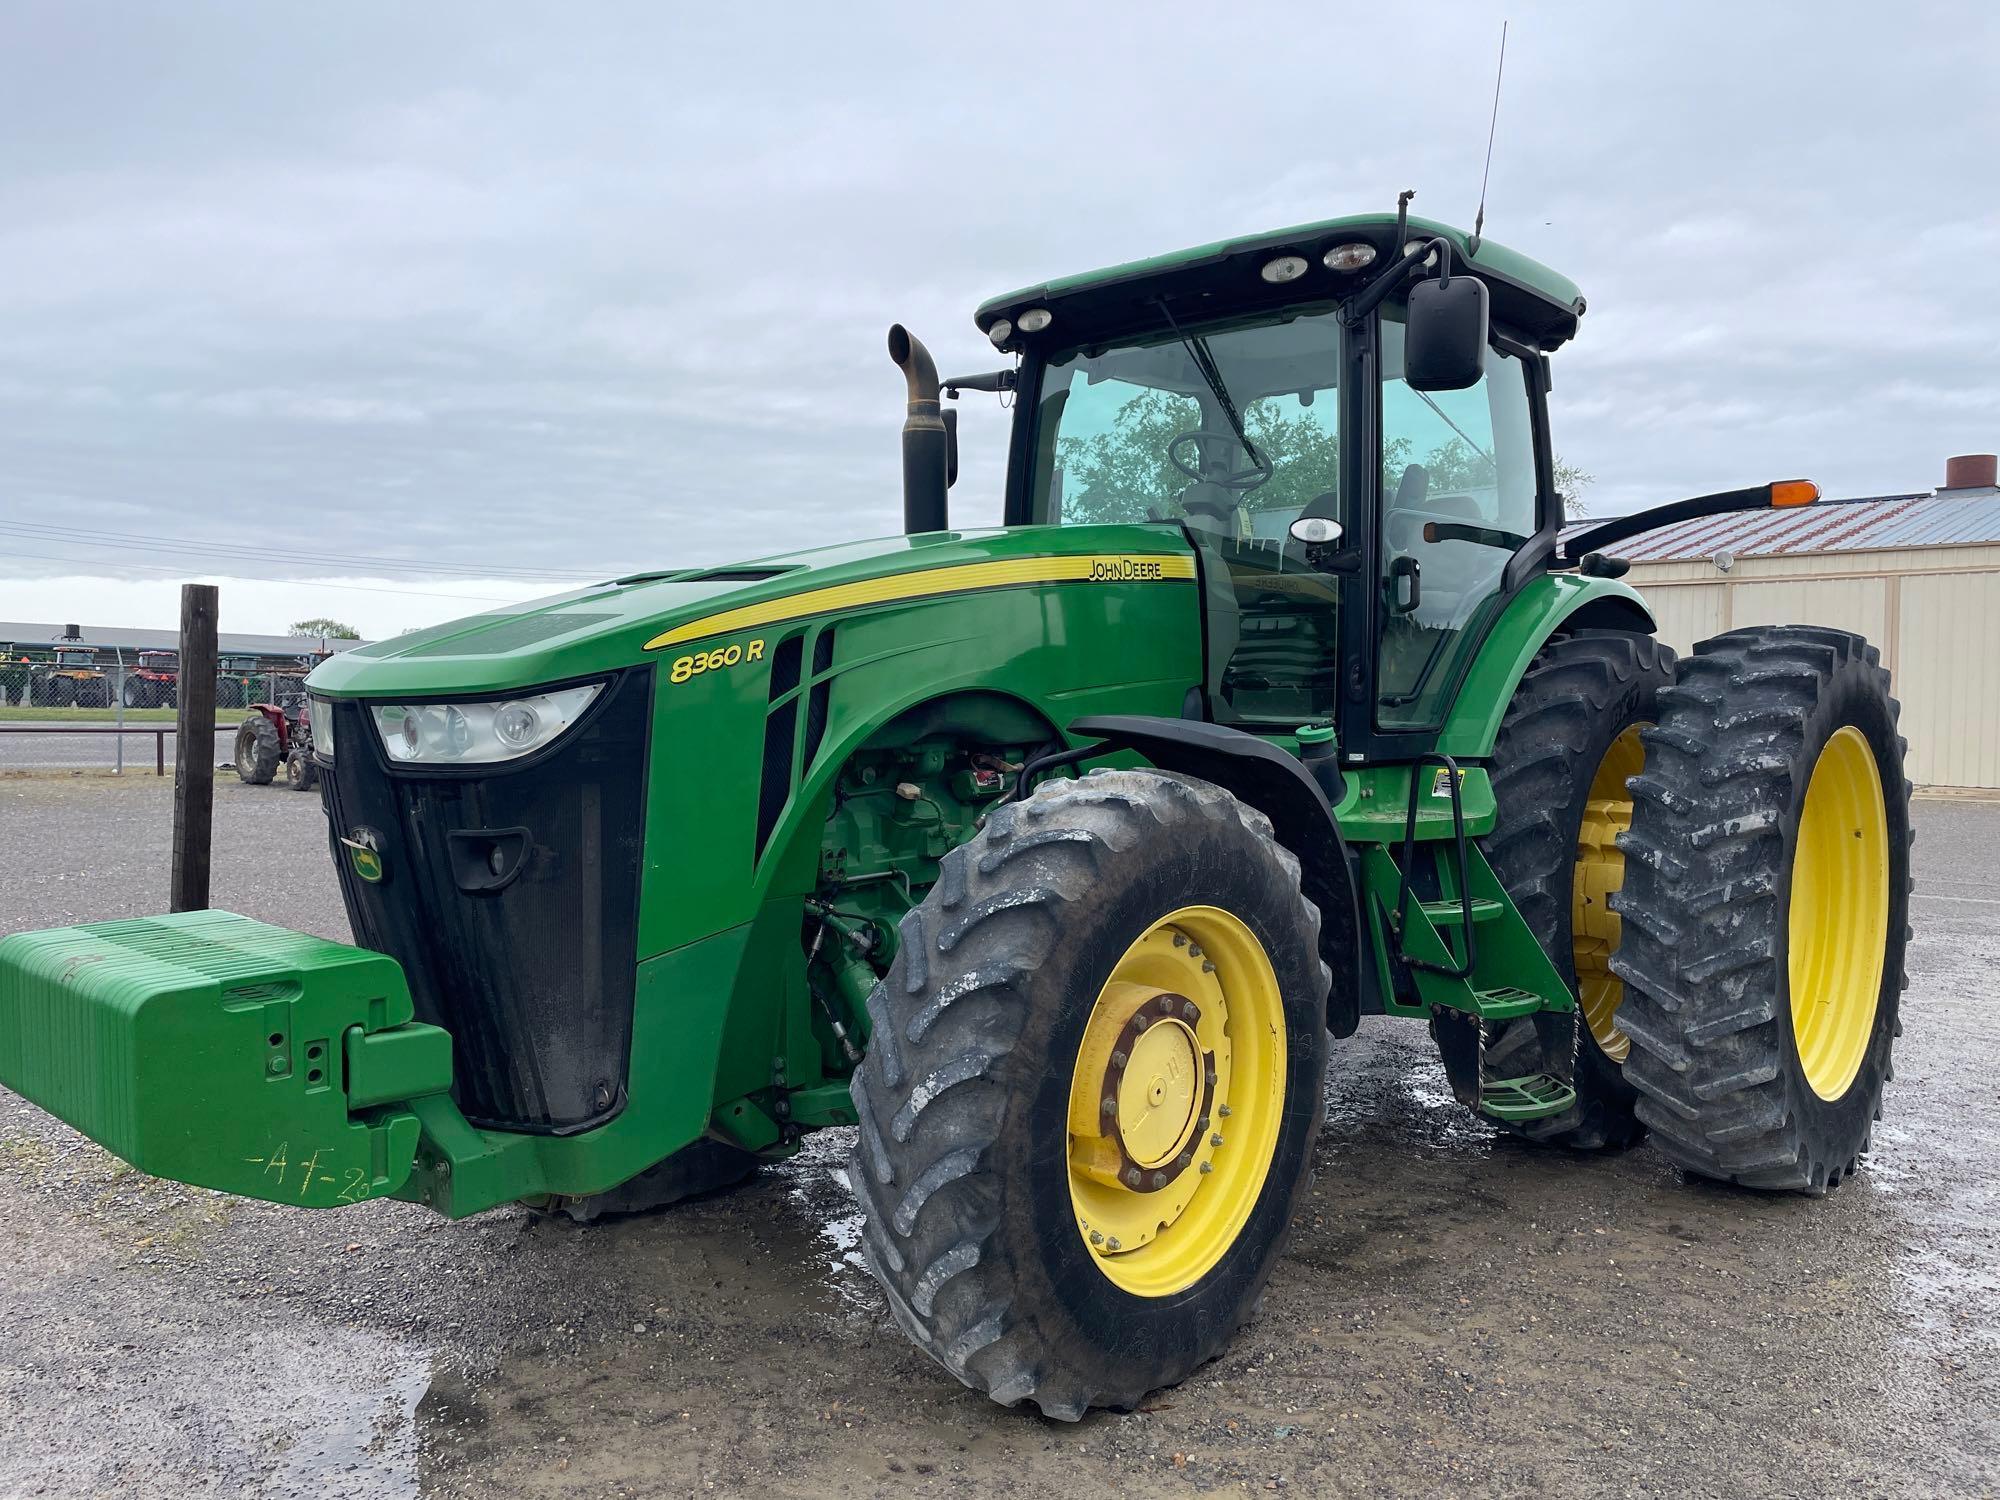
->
[1306, 545, 1364, 576]
[1341, 237, 1453, 328]
[942, 369, 1017, 397]
[1559, 483, 1809, 565]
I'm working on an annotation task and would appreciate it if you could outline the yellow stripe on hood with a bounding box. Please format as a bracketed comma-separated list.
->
[643, 553, 1196, 651]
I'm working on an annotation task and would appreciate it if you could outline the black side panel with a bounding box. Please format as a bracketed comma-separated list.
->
[322, 670, 650, 1133]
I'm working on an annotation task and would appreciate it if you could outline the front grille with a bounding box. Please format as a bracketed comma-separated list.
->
[321, 670, 650, 1133]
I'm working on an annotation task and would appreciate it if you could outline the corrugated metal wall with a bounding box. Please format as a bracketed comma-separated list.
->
[1626, 545, 2000, 790]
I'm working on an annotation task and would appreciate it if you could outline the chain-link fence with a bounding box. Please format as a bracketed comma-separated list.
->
[0, 652, 320, 776]
[0, 656, 312, 713]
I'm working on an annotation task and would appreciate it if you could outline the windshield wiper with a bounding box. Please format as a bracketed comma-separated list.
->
[1153, 299, 1270, 481]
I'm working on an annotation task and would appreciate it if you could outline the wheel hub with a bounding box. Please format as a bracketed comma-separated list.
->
[1099, 994, 1214, 1184]
[1066, 907, 1285, 1297]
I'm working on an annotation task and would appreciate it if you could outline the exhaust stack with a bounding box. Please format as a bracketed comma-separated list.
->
[887, 324, 949, 535]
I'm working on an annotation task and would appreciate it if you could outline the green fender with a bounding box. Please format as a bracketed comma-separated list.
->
[1433, 574, 1655, 762]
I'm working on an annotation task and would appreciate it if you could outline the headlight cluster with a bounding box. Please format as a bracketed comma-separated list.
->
[309, 696, 336, 760]
[370, 683, 603, 765]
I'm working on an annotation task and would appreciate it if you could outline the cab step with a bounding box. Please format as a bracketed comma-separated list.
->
[1466, 985, 1543, 1021]
[1418, 897, 1505, 925]
[1479, 1072, 1579, 1121]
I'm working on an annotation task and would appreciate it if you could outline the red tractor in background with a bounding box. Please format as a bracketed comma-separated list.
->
[122, 650, 179, 708]
[231, 693, 317, 791]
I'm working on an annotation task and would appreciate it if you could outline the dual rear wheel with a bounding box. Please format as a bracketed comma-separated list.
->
[1442, 625, 1909, 1195]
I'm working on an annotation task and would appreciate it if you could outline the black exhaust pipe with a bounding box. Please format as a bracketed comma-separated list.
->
[887, 323, 949, 535]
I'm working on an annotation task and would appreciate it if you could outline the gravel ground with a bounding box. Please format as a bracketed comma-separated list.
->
[0, 776, 1995, 1497]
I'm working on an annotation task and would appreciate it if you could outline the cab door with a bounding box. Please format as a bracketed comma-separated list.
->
[1366, 308, 1548, 743]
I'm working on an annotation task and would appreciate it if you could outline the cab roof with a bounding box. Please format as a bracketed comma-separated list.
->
[975, 211, 1585, 355]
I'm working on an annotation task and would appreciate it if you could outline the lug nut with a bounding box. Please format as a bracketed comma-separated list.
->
[1181, 1000, 1198, 1020]
[1102, 1096, 1116, 1115]
[1211, 1133, 1224, 1147]
[1124, 1168, 1142, 1187]
[1199, 1161, 1213, 1175]
[1172, 934, 1186, 948]
[1106, 1237, 1122, 1251]
[1202, 960, 1216, 973]
[1090, 1230, 1103, 1246]
[1188, 944, 1203, 958]
[1112, 1050, 1128, 1068]
[1219, 1104, 1232, 1118]
[1150, 1171, 1167, 1189]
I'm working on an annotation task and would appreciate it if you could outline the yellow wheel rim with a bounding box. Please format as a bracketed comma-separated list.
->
[1066, 906, 1286, 1298]
[1571, 724, 1646, 1063]
[1788, 725, 1889, 1101]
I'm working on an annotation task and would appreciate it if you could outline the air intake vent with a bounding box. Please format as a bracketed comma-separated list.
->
[756, 634, 806, 858]
[802, 628, 837, 771]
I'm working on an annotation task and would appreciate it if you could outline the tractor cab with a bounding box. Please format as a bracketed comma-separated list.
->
[970, 212, 1588, 759]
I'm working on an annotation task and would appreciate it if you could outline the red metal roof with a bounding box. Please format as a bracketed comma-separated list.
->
[1561, 487, 2000, 562]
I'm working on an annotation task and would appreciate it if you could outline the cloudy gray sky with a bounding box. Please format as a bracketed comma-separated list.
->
[3, 2, 1996, 635]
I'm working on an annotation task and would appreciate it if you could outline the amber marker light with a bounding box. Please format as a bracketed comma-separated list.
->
[1770, 480, 1820, 507]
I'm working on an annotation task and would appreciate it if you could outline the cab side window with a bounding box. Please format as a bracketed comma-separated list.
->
[1376, 313, 1540, 730]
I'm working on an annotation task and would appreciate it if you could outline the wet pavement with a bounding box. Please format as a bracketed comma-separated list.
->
[0, 776, 1994, 1497]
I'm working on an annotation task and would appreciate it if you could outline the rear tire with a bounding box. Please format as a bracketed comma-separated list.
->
[848, 769, 1329, 1420]
[286, 749, 319, 791]
[1432, 630, 1674, 1149]
[234, 715, 281, 785]
[1613, 627, 1911, 1192]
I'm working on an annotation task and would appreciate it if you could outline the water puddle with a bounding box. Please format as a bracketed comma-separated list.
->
[266, 1343, 430, 1499]
[775, 1127, 879, 1317]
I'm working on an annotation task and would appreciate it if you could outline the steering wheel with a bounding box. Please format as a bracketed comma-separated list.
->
[1168, 430, 1272, 494]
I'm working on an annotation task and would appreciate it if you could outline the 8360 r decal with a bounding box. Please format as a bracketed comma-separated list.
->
[669, 639, 765, 685]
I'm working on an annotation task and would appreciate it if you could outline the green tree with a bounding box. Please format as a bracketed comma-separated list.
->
[289, 617, 359, 639]
[1553, 457, 1594, 517]
[1053, 383, 1598, 523]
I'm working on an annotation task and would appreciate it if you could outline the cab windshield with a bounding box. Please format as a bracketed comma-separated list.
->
[1027, 309, 1341, 542]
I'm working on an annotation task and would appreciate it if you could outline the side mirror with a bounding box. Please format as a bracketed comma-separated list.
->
[1404, 273, 1489, 392]
[1289, 515, 1362, 576]
[1289, 517, 1343, 546]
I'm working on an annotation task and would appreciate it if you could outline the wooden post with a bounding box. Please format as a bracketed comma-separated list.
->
[170, 584, 219, 912]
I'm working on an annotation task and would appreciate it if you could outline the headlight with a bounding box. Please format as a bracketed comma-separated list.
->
[309, 696, 336, 760]
[371, 683, 602, 765]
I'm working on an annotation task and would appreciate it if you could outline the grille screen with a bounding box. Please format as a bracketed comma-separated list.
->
[321, 669, 650, 1133]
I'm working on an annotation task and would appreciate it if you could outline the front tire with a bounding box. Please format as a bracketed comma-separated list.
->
[849, 769, 1329, 1420]
[1613, 627, 1911, 1192]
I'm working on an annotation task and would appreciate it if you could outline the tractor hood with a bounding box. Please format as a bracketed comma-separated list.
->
[306, 523, 1196, 699]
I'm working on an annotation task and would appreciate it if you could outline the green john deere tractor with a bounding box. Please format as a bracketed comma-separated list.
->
[0, 207, 1911, 1420]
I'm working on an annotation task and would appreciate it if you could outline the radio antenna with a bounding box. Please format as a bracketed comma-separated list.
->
[1468, 20, 1508, 255]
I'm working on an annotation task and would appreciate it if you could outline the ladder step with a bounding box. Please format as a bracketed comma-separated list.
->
[1468, 985, 1543, 1020]
[1479, 1073, 1578, 1121]
[1418, 897, 1506, 925]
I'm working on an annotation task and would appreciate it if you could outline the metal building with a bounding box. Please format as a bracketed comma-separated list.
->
[1577, 456, 2000, 791]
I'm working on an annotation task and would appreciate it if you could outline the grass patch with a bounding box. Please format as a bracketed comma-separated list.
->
[0, 705, 180, 723]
